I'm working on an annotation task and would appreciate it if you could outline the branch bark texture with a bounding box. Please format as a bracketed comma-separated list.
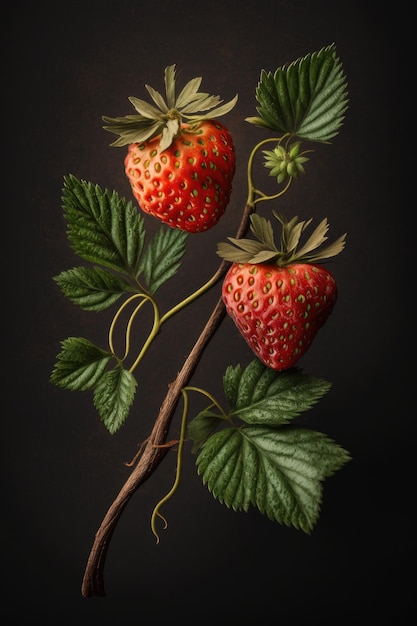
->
[81, 202, 253, 597]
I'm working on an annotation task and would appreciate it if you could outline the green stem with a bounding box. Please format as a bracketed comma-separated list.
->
[159, 262, 227, 325]
[109, 293, 153, 360]
[149, 384, 229, 543]
[246, 135, 289, 206]
[252, 176, 293, 204]
[150, 388, 189, 543]
[110, 261, 227, 373]
[128, 296, 161, 374]
[183, 385, 228, 419]
[159, 136, 293, 326]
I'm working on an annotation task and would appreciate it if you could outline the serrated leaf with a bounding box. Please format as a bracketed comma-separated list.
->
[224, 360, 331, 426]
[93, 366, 137, 434]
[249, 44, 348, 142]
[196, 425, 351, 533]
[62, 175, 146, 275]
[139, 226, 188, 294]
[50, 337, 112, 391]
[187, 409, 225, 453]
[54, 266, 132, 311]
[223, 363, 243, 409]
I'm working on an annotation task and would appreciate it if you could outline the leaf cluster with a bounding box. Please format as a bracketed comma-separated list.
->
[51, 174, 188, 433]
[246, 43, 349, 142]
[103, 64, 238, 151]
[51, 45, 351, 543]
[56, 174, 188, 307]
[217, 212, 346, 266]
[188, 360, 350, 533]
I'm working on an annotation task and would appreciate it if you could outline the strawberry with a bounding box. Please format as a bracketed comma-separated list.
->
[218, 212, 346, 370]
[103, 65, 237, 233]
[123, 120, 235, 232]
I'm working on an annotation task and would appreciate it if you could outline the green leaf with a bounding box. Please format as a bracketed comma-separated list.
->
[196, 425, 351, 533]
[62, 174, 145, 275]
[224, 360, 331, 426]
[139, 226, 188, 294]
[93, 366, 137, 434]
[54, 266, 132, 311]
[50, 337, 112, 390]
[247, 44, 348, 142]
[187, 409, 225, 453]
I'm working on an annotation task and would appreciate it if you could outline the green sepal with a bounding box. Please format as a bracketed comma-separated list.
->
[196, 425, 351, 533]
[50, 337, 112, 390]
[224, 360, 331, 425]
[138, 226, 188, 295]
[246, 43, 348, 142]
[62, 174, 146, 276]
[217, 213, 346, 266]
[53, 266, 133, 311]
[93, 365, 137, 434]
[103, 64, 238, 151]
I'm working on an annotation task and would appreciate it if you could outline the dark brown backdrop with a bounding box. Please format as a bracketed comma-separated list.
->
[3, 0, 412, 622]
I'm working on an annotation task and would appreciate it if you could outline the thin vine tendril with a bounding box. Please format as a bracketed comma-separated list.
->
[246, 134, 289, 206]
[128, 296, 161, 373]
[149, 384, 230, 543]
[150, 388, 189, 543]
[182, 385, 228, 419]
[108, 293, 153, 359]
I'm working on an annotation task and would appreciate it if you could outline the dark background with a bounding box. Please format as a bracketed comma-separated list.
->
[3, 0, 412, 623]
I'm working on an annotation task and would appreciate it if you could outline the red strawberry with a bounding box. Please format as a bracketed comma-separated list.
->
[103, 64, 237, 233]
[218, 213, 346, 370]
[124, 120, 235, 232]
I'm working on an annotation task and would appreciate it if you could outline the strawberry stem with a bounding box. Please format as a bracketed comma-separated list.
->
[246, 135, 290, 207]
[108, 293, 155, 361]
[128, 297, 161, 374]
[150, 384, 228, 543]
[150, 388, 189, 544]
[182, 385, 229, 419]
[159, 260, 229, 325]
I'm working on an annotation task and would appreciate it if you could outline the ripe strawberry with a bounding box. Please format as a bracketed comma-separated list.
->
[103, 65, 237, 233]
[218, 213, 346, 370]
[124, 120, 235, 232]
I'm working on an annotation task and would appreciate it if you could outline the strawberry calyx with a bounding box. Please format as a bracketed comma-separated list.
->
[217, 212, 346, 267]
[103, 64, 238, 152]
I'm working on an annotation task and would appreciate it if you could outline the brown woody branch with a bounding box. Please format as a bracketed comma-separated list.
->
[81, 202, 253, 597]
